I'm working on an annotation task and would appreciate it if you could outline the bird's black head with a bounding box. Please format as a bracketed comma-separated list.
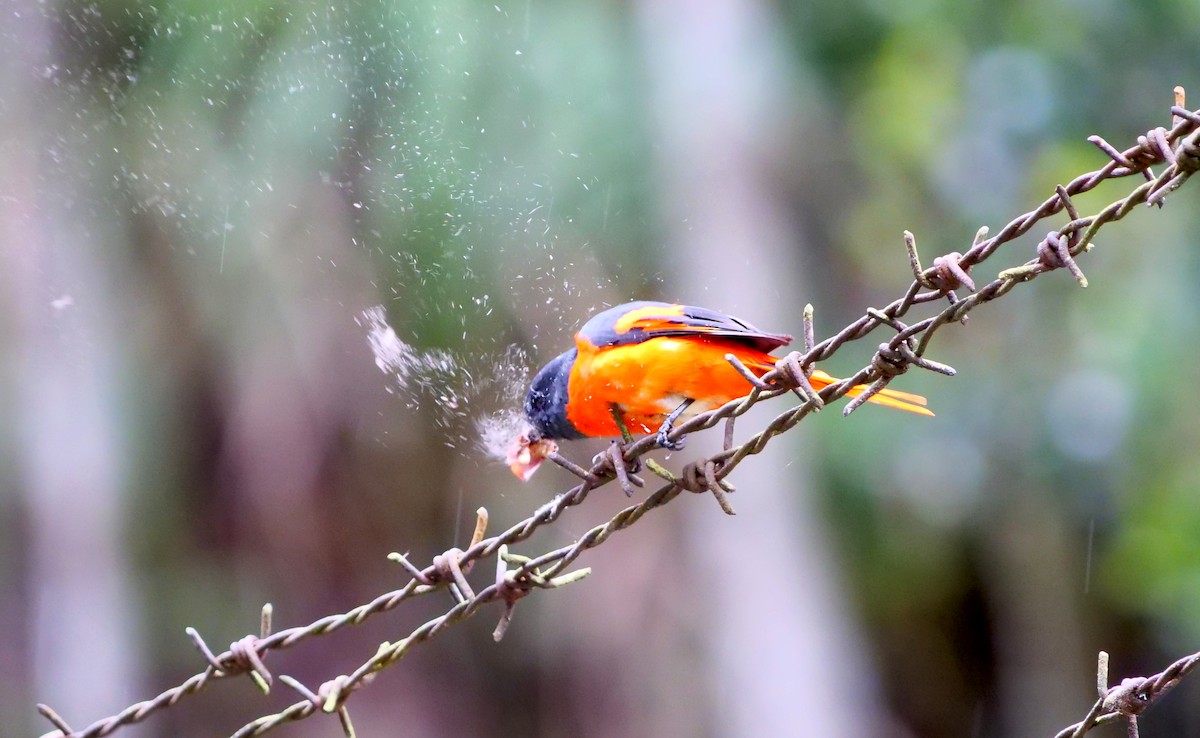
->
[525, 349, 584, 440]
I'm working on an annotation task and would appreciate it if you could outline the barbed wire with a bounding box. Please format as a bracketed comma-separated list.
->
[1054, 649, 1200, 738]
[35, 90, 1200, 738]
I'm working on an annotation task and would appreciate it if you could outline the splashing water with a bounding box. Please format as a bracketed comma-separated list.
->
[477, 407, 535, 464]
[358, 305, 532, 459]
[360, 305, 458, 395]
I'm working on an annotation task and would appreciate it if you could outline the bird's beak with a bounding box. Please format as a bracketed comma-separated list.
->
[507, 433, 558, 481]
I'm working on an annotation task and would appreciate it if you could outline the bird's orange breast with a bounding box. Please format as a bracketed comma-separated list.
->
[565, 336, 773, 437]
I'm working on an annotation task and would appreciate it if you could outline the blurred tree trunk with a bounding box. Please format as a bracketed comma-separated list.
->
[634, 1, 893, 735]
[1, 4, 141, 735]
[983, 464, 1091, 736]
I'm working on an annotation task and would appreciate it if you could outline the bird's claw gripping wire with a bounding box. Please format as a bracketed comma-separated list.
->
[654, 398, 693, 451]
[655, 425, 686, 451]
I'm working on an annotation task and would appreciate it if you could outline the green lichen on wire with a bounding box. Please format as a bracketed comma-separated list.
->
[35, 97, 1200, 738]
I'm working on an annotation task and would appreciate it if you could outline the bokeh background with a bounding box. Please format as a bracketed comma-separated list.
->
[4, 1, 1200, 736]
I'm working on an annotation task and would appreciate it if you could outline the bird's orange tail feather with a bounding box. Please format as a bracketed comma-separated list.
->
[728, 354, 933, 416]
[808, 369, 932, 416]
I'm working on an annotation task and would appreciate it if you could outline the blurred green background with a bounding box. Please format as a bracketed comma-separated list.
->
[3, 0, 1200, 736]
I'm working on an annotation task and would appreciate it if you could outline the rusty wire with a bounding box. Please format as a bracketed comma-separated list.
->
[1053, 648, 1200, 738]
[35, 92, 1200, 738]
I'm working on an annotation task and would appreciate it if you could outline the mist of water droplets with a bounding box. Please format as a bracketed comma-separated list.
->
[359, 304, 531, 458]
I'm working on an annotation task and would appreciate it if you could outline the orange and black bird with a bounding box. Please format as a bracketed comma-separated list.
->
[507, 301, 931, 479]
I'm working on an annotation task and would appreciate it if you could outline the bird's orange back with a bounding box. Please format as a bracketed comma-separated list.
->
[566, 334, 777, 436]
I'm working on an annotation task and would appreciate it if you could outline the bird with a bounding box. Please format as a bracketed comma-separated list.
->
[506, 301, 930, 480]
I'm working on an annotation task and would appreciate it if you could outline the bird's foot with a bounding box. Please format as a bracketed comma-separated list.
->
[656, 423, 687, 451]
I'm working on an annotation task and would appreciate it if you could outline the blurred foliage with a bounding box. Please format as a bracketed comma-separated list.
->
[5, 0, 1200, 736]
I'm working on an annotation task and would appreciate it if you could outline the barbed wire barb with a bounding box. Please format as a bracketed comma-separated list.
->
[34, 89, 1200, 738]
[1055, 648, 1200, 738]
[35, 704, 73, 737]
